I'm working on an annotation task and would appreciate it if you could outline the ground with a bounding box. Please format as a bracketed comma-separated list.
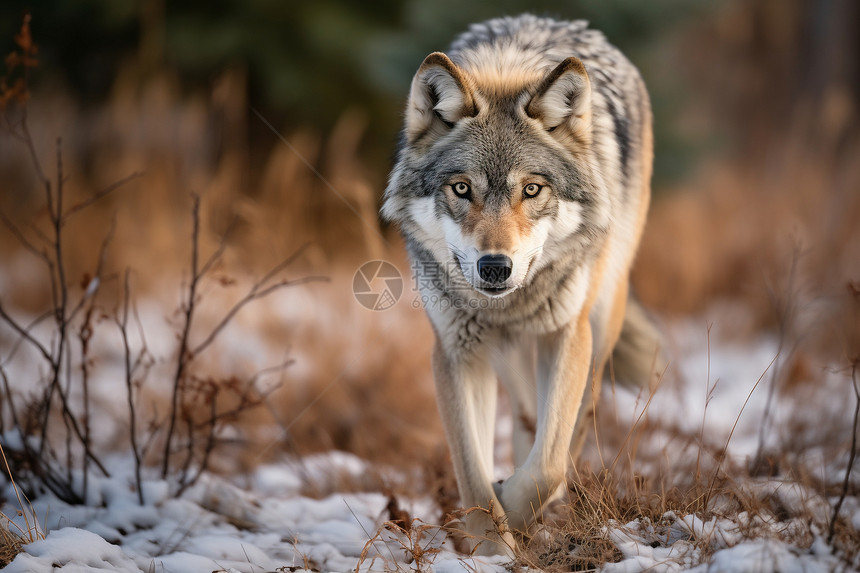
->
[2, 295, 858, 572]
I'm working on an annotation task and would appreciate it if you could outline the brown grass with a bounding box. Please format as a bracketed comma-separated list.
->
[0, 442, 44, 566]
[0, 528, 22, 568]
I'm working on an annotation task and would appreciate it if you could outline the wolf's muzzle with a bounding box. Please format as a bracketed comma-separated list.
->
[477, 254, 513, 285]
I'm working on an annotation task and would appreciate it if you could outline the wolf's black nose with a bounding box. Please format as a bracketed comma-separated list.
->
[477, 254, 513, 284]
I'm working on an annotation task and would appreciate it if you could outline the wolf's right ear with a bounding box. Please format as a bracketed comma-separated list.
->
[405, 52, 477, 143]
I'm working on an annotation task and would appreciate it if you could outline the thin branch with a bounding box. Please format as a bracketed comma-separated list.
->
[161, 194, 202, 478]
[247, 358, 295, 387]
[0, 209, 51, 266]
[61, 171, 143, 223]
[0, 303, 53, 363]
[755, 249, 800, 463]
[19, 114, 49, 190]
[828, 362, 859, 544]
[705, 353, 779, 507]
[257, 242, 310, 283]
[65, 218, 115, 326]
[177, 413, 196, 490]
[28, 221, 53, 250]
[197, 216, 238, 280]
[0, 365, 21, 431]
[129, 289, 154, 381]
[188, 241, 318, 357]
[0, 309, 53, 367]
[25, 221, 60, 312]
[250, 275, 328, 300]
[116, 269, 144, 505]
[190, 275, 326, 357]
[38, 138, 67, 458]
[44, 361, 111, 478]
[192, 381, 282, 431]
[75, 220, 114, 505]
[177, 392, 219, 496]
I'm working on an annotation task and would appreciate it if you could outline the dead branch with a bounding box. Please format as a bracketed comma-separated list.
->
[0, 304, 53, 363]
[190, 243, 324, 357]
[61, 171, 143, 223]
[75, 220, 114, 504]
[161, 194, 203, 478]
[755, 247, 801, 464]
[116, 269, 145, 504]
[828, 362, 859, 544]
[0, 209, 52, 267]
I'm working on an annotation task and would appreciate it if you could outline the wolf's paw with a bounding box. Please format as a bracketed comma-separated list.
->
[497, 469, 541, 532]
[462, 505, 517, 558]
[498, 467, 565, 533]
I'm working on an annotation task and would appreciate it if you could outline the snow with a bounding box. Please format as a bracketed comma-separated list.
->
[2, 309, 858, 571]
[696, 539, 830, 573]
[602, 512, 846, 573]
[2, 528, 141, 572]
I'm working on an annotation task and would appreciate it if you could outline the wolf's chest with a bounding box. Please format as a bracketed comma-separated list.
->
[424, 259, 591, 351]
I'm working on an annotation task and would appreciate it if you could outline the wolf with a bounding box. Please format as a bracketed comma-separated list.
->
[382, 14, 660, 555]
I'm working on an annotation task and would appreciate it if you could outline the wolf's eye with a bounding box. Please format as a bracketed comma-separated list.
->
[523, 183, 543, 198]
[451, 182, 472, 199]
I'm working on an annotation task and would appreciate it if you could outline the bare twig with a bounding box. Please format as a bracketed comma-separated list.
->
[18, 115, 49, 190]
[162, 209, 320, 482]
[696, 323, 715, 480]
[755, 250, 800, 463]
[0, 16, 123, 504]
[61, 171, 143, 223]
[0, 209, 52, 267]
[705, 353, 779, 507]
[190, 273, 325, 357]
[190, 242, 315, 359]
[197, 216, 237, 280]
[66, 219, 115, 327]
[116, 269, 144, 504]
[0, 309, 54, 367]
[5, 212, 64, 318]
[177, 412, 196, 490]
[37, 138, 68, 458]
[75, 222, 113, 504]
[0, 365, 21, 433]
[161, 194, 203, 478]
[828, 362, 859, 544]
[0, 303, 53, 363]
[192, 380, 282, 431]
[247, 358, 294, 387]
[177, 388, 219, 496]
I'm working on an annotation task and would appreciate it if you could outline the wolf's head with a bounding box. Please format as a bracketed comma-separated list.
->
[383, 52, 609, 298]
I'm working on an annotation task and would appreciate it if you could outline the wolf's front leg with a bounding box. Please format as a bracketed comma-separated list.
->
[432, 344, 516, 557]
[498, 315, 593, 532]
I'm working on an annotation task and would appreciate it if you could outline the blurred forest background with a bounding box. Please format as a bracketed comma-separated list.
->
[0, 0, 858, 472]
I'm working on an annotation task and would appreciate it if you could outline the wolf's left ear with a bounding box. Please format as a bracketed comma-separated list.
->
[405, 52, 477, 143]
[526, 57, 592, 136]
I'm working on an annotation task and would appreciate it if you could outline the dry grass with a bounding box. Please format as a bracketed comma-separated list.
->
[0, 442, 44, 566]
[0, 529, 22, 567]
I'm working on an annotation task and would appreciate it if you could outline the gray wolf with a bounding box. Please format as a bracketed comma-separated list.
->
[382, 14, 660, 556]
